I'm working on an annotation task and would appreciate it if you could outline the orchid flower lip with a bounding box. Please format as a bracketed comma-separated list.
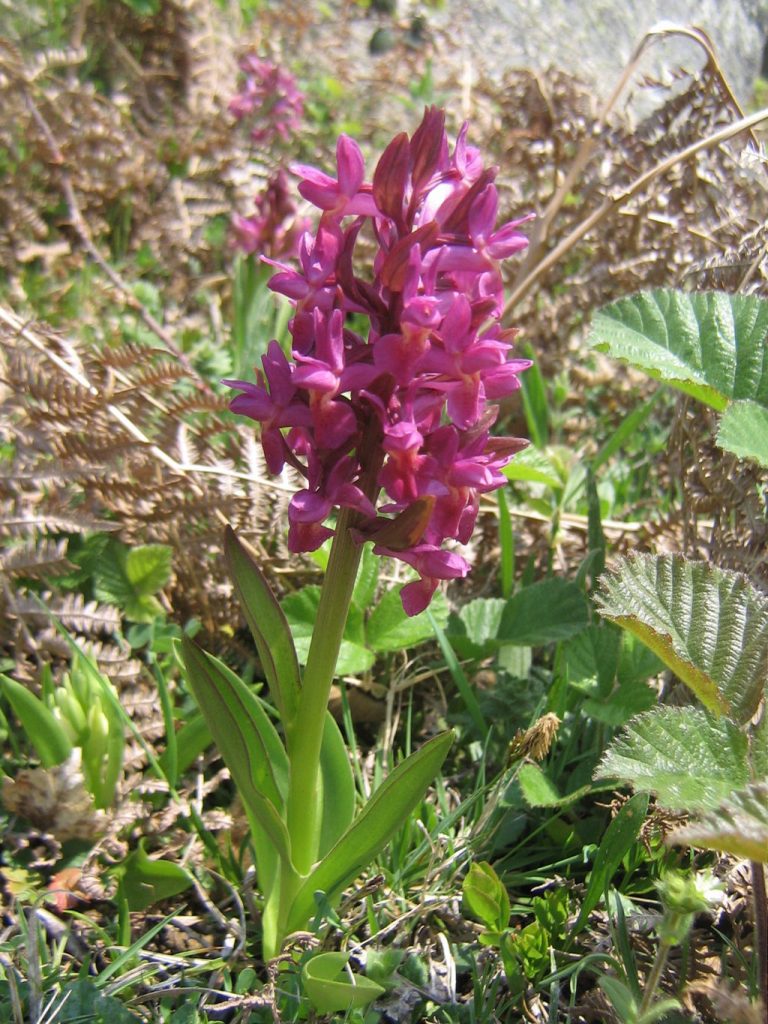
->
[226, 105, 533, 613]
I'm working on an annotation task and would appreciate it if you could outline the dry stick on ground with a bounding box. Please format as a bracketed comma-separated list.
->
[20, 87, 209, 389]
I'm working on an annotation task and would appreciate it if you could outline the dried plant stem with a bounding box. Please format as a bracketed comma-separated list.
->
[20, 87, 207, 387]
[752, 860, 768, 1024]
[503, 105, 768, 318]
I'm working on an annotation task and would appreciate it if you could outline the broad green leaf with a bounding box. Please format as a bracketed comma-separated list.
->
[286, 731, 453, 933]
[293, 635, 375, 675]
[582, 680, 656, 727]
[502, 445, 562, 488]
[180, 638, 292, 866]
[717, 399, 768, 468]
[572, 792, 649, 935]
[318, 713, 355, 857]
[518, 763, 614, 808]
[668, 782, 768, 861]
[518, 763, 563, 807]
[283, 587, 373, 672]
[302, 952, 385, 1013]
[498, 579, 589, 647]
[1, 675, 72, 767]
[117, 839, 194, 911]
[351, 544, 379, 610]
[93, 540, 172, 622]
[447, 597, 506, 660]
[366, 587, 448, 652]
[225, 527, 301, 731]
[596, 554, 768, 723]
[595, 706, 749, 811]
[462, 861, 510, 932]
[588, 289, 768, 411]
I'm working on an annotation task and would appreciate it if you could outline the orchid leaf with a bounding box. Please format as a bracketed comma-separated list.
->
[716, 399, 768, 469]
[668, 782, 768, 862]
[1, 674, 72, 767]
[301, 952, 385, 1013]
[318, 712, 355, 857]
[286, 731, 452, 933]
[596, 554, 768, 723]
[180, 637, 292, 866]
[588, 289, 768, 412]
[595, 706, 749, 812]
[224, 526, 301, 732]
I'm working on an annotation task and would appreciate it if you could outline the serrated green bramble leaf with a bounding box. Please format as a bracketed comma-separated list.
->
[668, 782, 768, 862]
[595, 706, 749, 812]
[716, 399, 768, 469]
[587, 289, 768, 411]
[596, 554, 768, 724]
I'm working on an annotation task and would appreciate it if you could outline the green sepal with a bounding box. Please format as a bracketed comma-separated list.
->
[224, 525, 302, 737]
[1, 674, 72, 767]
[286, 731, 452, 934]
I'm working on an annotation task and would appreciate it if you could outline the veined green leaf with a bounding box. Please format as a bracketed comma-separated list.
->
[318, 712, 355, 857]
[668, 782, 768, 862]
[1, 674, 72, 767]
[595, 706, 749, 812]
[587, 289, 768, 411]
[498, 578, 589, 647]
[596, 554, 768, 723]
[717, 399, 768, 469]
[180, 637, 292, 866]
[224, 526, 301, 733]
[286, 731, 452, 933]
[302, 952, 385, 1013]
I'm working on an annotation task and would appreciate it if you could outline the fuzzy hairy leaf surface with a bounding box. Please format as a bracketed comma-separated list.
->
[669, 782, 768, 861]
[588, 290, 768, 412]
[596, 554, 768, 723]
[595, 706, 749, 812]
[716, 399, 768, 469]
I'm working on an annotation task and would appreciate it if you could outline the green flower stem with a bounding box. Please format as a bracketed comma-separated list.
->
[286, 507, 363, 876]
[638, 934, 674, 1017]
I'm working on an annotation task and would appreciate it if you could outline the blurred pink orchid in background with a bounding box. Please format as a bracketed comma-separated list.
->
[225, 106, 532, 615]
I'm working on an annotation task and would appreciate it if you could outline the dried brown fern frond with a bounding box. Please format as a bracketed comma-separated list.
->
[0, 307, 299, 657]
